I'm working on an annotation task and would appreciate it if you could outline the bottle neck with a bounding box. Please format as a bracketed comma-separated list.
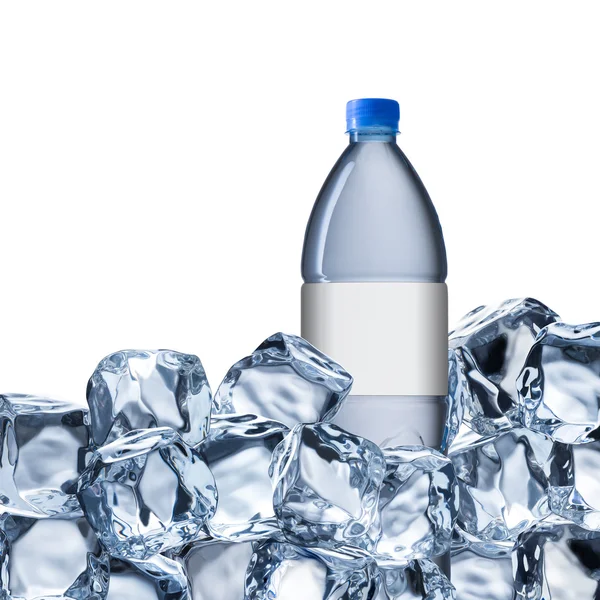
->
[348, 130, 397, 144]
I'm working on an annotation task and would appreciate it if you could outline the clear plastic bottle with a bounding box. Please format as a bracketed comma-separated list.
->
[301, 98, 448, 450]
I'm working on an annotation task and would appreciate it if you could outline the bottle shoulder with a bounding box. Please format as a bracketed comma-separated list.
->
[301, 142, 447, 283]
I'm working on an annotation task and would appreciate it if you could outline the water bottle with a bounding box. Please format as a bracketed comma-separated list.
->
[301, 98, 448, 450]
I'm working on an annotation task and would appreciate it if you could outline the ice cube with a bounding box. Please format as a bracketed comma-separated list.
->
[443, 350, 466, 450]
[374, 446, 458, 565]
[195, 414, 288, 542]
[0, 515, 109, 599]
[0, 394, 88, 518]
[77, 427, 217, 560]
[517, 322, 600, 444]
[177, 541, 254, 600]
[270, 423, 385, 549]
[452, 427, 555, 543]
[375, 560, 456, 600]
[449, 298, 558, 437]
[304, 544, 377, 571]
[245, 540, 379, 600]
[107, 554, 188, 600]
[514, 525, 600, 600]
[213, 333, 352, 428]
[451, 548, 514, 600]
[87, 349, 212, 447]
[451, 526, 515, 559]
[548, 439, 600, 530]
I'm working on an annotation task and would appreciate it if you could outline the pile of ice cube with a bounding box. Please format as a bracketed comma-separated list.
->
[2, 298, 600, 599]
[449, 298, 600, 600]
[0, 333, 456, 600]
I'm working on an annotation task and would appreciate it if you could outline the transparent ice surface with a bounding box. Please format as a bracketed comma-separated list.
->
[107, 554, 188, 600]
[548, 439, 600, 530]
[87, 349, 212, 447]
[514, 525, 600, 600]
[450, 526, 515, 560]
[77, 427, 217, 559]
[374, 446, 457, 565]
[451, 548, 514, 600]
[448, 298, 558, 438]
[518, 322, 600, 444]
[443, 350, 466, 450]
[107, 562, 159, 600]
[245, 541, 379, 600]
[270, 423, 385, 549]
[0, 515, 109, 600]
[178, 541, 254, 600]
[303, 544, 376, 571]
[213, 333, 352, 428]
[452, 427, 555, 543]
[375, 560, 456, 600]
[0, 394, 88, 519]
[196, 414, 288, 542]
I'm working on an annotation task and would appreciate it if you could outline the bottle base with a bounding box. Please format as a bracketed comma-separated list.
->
[332, 395, 448, 450]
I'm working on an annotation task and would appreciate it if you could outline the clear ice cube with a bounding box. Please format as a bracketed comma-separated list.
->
[451, 548, 514, 600]
[107, 554, 188, 600]
[451, 526, 515, 559]
[304, 544, 377, 571]
[196, 414, 288, 542]
[548, 439, 600, 530]
[0, 394, 88, 518]
[178, 541, 254, 600]
[213, 333, 353, 428]
[0, 515, 110, 599]
[245, 540, 379, 600]
[77, 427, 217, 560]
[375, 560, 456, 600]
[374, 446, 458, 565]
[87, 349, 212, 447]
[517, 322, 600, 444]
[448, 298, 558, 438]
[270, 423, 385, 550]
[443, 350, 466, 450]
[514, 525, 600, 600]
[452, 427, 555, 543]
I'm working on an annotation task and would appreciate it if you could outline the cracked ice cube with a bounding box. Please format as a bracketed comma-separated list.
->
[548, 440, 600, 530]
[270, 423, 385, 550]
[0, 394, 88, 518]
[374, 446, 458, 565]
[452, 427, 555, 543]
[196, 414, 288, 542]
[213, 333, 353, 428]
[245, 541, 379, 600]
[451, 549, 514, 600]
[178, 541, 255, 600]
[514, 525, 600, 600]
[0, 515, 110, 599]
[87, 349, 212, 447]
[375, 560, 456, 600]
[107, 554, 188, 600]
[517, 322, 600, 444]
[449, 298, 558, 437]
[77, 427, 217, 560]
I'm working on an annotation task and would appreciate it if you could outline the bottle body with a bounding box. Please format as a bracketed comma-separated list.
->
[301, 282, 447, 448]
[301, 101, 448, 450]
[301, 135, 447, 285]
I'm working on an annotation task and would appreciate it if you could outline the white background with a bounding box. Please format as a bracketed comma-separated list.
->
[1, 1, 599, 401]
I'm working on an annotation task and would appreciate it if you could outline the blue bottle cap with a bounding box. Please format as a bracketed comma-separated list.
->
[346, 98, 400, 133]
